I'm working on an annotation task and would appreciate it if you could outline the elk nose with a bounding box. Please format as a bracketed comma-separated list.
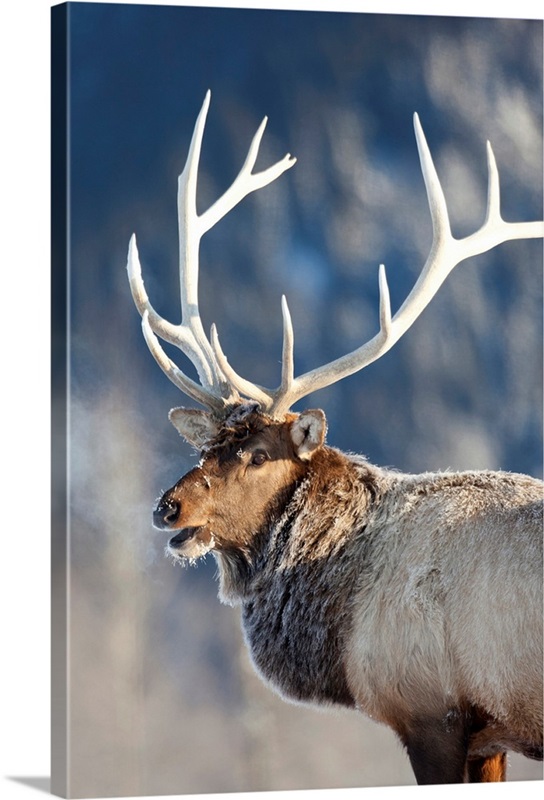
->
[153, 499, 181, 530]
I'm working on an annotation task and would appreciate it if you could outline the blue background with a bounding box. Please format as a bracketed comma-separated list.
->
[55, 4, 543, 795]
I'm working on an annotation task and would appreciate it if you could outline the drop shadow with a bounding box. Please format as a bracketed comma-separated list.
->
[8, 777, 51, 794]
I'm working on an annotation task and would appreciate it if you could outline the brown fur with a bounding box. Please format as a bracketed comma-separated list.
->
[467, 753, 507, 782]
[154, 407, 543, 784]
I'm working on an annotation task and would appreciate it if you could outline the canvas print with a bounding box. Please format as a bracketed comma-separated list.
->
[51, 2, 543, 797]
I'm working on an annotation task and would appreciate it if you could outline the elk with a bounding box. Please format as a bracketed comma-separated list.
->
[127, 91, 544, 785]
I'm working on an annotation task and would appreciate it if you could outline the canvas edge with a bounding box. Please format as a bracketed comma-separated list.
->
[51, 3, 69, 797]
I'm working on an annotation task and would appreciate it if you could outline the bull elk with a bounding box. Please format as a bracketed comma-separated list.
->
[127, 91, 543, 785]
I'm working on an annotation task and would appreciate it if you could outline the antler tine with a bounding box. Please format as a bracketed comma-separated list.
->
[413, 112, 451, 244]
[479, 141, 543, 243]
[210, 324, 273, 409]
[484, 141, 502, 226]
[200, 117, 297, 235]
[128, 234, 211, 365]
[175, 90, 231, 395]
[378, 264, 392, 337]
[280, 295, 295, 393]
[209, 292, 296, 410]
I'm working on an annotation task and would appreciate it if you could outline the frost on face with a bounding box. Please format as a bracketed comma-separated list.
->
[165, 532, 216, 567]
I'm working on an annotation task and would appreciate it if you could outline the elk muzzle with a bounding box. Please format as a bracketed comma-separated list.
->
[153, 497, 181, 530]
[152, 468, 217, 561]
[153, 487, 215, 560]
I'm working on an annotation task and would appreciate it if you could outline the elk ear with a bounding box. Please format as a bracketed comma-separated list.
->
[168, 408, 220, 449]
[290, 409, 327, 460]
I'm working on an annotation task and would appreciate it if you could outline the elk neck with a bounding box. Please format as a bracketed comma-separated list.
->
[213, 447, 386, 708]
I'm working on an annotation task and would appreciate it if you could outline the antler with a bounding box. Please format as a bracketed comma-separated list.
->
[211, 113, 544, 418]
[127, 90, 296, 414]
[129, 94, 544, 420]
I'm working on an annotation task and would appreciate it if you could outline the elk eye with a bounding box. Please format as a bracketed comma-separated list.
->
[250, 451, 268, 467]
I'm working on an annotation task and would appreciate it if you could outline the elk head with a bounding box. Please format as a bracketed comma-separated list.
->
[152, 405, 325, 562]
[127, 91, 544, 560]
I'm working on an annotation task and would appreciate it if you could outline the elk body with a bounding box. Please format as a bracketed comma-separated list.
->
[128, 92, 544, 785]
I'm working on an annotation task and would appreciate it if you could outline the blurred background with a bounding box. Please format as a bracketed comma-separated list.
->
[52, 3, 542, 796]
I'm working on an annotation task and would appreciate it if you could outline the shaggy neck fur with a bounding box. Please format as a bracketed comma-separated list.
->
[214, 446, 386, 707]
[214, 446, 383, 604]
